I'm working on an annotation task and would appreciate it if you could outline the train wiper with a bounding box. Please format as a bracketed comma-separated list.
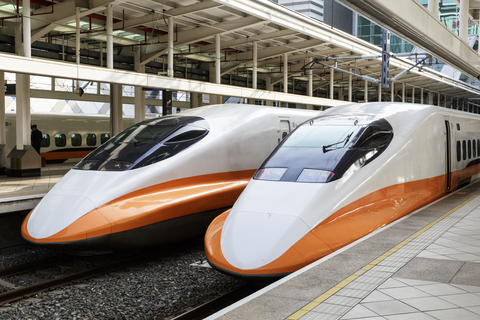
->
[323, 132, 353, 153]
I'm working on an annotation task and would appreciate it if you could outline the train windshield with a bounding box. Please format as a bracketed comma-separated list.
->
[254, 116, 393, 183]
[73, 116, 209, 171]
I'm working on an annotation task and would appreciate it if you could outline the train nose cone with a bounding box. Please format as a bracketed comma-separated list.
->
[27, 193, 97, 239]
[221, 211, 310, 270]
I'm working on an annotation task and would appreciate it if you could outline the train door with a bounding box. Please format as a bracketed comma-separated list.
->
[279, 120, 290, 144]
[445, 120, 452, 193]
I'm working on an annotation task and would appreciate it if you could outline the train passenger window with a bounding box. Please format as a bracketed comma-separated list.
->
[457, 124, 460, 130]
[40, 134, 50, 148]
[86, 134, 97, 146]
[463, 140, 467, 160]
[55, 134, 66, 147]
[473, 140, 476, 158]
[100, 133, 110, 144]
[71, 134, 82, 147]
[468, 140, 472, 159]
[457, 141, 461, 162]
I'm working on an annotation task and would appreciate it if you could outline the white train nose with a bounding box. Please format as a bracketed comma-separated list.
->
[27, 194, 96, 239]
[221, 211, 311, 269]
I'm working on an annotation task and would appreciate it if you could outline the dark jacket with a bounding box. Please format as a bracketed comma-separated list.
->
[31, 129, 43, 147]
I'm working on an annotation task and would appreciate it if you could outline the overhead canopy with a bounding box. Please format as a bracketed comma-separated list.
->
[0, 0, 478, 101]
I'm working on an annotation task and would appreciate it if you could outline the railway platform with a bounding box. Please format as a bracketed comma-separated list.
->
[0, 163, 74, 249]
[0, 163, 74, 214]
[208, 181, 480, 320]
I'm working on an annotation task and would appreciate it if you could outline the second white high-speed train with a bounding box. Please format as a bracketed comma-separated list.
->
[22, 104, 316, 251]
[205, 102, 480, 279]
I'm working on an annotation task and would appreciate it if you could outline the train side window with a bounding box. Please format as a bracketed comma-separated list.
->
[86, 134, 97, 146]
[473, 140, 476, 158]
[40, 134, 50, 148]
[463, 140, 467, 160]
[55, 134, 66, 147]
[468, 140, 472, 159]
[478, 139, 480, 157]
[457, 141, 461, 162]
[100, 133, 110, 144]
[71, 134, 82, 147]
[457, 124, 460, 130]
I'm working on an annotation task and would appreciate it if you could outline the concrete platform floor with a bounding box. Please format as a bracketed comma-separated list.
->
[208, 182, 480, 320]
[0, 162, 75, 213]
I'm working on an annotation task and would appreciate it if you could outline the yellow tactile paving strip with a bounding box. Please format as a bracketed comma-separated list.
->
[286, 193, 479, 320]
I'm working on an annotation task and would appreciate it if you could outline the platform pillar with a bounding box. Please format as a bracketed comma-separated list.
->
[110, 83, 123, 136]
[0, 71, 6, 175]
[364, 80, 368, 102]
[330, 68, 334, 99]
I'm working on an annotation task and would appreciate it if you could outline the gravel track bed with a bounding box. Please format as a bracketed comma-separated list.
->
[0, 241, 244, 319]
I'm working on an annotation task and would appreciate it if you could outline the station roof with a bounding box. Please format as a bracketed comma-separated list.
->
[0, 0, 479, 101]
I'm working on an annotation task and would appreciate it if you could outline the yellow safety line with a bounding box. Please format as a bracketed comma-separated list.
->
[286, 194, 477, 320]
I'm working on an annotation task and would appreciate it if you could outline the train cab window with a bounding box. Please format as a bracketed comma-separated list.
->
[40, 134, 50, 148]
[55, 134, 66, 147]
[463, 140, 467, 160]
[164, 129, 207, 144]
[71, 134, 82, 147]
[100, 133, 110, 144]
[473, 140, 476, 158]
[468, 140, 472, 159]
[86, 134, 97, 146]
[74, 116, 209, 171]
[457, 141, 461, 162]
[255, 116, 393, 183]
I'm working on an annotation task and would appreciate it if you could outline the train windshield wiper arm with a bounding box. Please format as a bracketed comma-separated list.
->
[323, 132, 353, 153]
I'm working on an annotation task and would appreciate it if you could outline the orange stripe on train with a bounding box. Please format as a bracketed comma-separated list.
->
[205, 173, 456, 275]
[22, 170, 256, 243]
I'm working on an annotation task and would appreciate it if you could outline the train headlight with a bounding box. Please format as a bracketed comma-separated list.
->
[253, 168, 287, 181]
[100, 160, 133, 171]
[296, 169, 334, 183]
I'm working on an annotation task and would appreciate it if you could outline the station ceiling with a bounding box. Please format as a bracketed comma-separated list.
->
[0, 0, 479, 101]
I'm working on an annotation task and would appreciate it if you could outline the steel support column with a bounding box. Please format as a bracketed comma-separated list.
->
[134, 47, 145, 123]
[0, 72, 4, 145]
[253, 41, 257, 89]
[460, 0, 469, 42]
[330, 68, 334, 99]
[168, 17, 174, 78]
[421, 88, 424, 104]
[106, 4, 113, 69]
[284, 53, 288, 93]
[348, 68, 352, 102]
[378, 82, 381, 102]
[402, 83, 405, 102]
[428, 0, 439, 17]
[76, 7, 80, 65]
[364, 80, 368, 102]
[391, 82, 394, 102]
[23, 0, 30, 58]
[110, 84, 123, 136]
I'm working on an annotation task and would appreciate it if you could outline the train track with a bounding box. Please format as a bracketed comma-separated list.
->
[0, 246, 181, 305]
[172, 283, 263, 320]
[0, 241, 252, 318]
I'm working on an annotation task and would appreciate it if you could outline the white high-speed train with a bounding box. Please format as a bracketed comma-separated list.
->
[205, 102, 480, 279]
[21, 104, 316, 250]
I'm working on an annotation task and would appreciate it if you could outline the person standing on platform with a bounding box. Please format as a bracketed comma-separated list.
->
[31, 124, 43, 154]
